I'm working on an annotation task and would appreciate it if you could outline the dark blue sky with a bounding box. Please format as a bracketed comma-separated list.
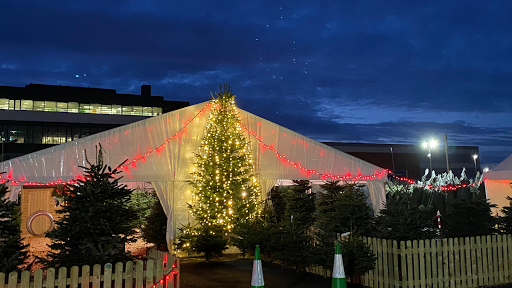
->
[1, 1, 511, 167]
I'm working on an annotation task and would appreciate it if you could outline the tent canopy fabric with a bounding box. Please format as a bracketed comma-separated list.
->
[0, 101, 387, 241]
[485, 153, 512, 215]
[485, 153, 512, 180]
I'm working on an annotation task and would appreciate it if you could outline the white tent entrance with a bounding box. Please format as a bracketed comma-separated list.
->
[485, 154, 512, 215]
[0, 101, 387, 248]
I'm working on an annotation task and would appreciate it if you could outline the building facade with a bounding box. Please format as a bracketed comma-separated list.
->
[0, 83, 188, 160]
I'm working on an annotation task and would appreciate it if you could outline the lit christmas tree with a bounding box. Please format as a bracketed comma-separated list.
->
[189, 85, 261, 231]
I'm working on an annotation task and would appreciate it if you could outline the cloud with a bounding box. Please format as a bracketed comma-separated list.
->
[0, 0, 511, 165]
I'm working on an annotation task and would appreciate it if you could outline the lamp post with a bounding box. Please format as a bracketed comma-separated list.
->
[444, 134, 450, 172]
[473, 154, 478, 173]
[389, 147, 395, 175]
[422, 139, 438, 174]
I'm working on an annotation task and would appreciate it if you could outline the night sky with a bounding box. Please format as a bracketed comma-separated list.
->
[1, 1, 511, 167]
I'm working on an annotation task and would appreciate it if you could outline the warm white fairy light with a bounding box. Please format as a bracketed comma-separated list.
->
[189, 87, 262, 231]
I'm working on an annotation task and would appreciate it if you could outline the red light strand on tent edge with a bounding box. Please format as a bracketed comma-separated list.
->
[12, 103, 211, 186]
[238, 123, 388, 181]
[239, 122, 484, 190]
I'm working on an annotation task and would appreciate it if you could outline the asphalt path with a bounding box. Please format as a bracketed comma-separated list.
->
[179, 255, 332, 288]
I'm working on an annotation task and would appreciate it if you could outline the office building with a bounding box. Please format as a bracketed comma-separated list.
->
[0, 83, 188, 160]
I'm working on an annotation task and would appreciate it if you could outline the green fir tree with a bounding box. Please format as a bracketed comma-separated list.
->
[175, 223, 197, 256]
[316, 181, 375, 236]
[339, 236, 376, 283]
[44, 146, 138, 268]
[0, 180, 28, 273]
[128, 188, 158, 229]
[142, 199, 168, 251]
[192, 225, 228, 262]
[444, 198, 498, 238]
[189, 85, 261, 231]
[500, 195, 512, 234]
[375, 190, 436, 241]
[313, 181, 374, 270]
[274, 180, 315, 274]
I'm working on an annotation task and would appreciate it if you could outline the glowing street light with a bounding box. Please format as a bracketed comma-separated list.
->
[422, 139, 438, 174]
[473, 154, 478, 173]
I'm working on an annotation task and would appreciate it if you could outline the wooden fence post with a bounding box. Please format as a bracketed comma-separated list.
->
[47, 268, 56, 288]
[419, 240, 425, 288]
[57, 267, 66, 288]
[92, 264, 101, 288]
[458, 237, 465, 288]
[7, 271, 17, 288]
[34, 269, 43, 288]
[492, 235, 499, 284]
[377, 238, 383, 288]
[400, 241, 407, 288]
[70, 266, 79, 288]
[425, 239, 432, 288]
[393, 240, 399, 288]
[20, 271, 30, 288]
[146, 259, 154, 288]
[135, 260, 144, 288]
[366, 237, 373, 287]
[448, 237, 455, 288]
[382, 239, 390, 288]
[125, 261, 134, 288]
[504, 235, 510, 283]
[82, 265, 90, 288]
[476, 236, 484, 286]
[498, 234, 504, 283]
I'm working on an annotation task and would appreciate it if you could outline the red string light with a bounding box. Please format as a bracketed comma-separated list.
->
[388, 171, 483, 190]
[238, 123, 388, 181]
[10, 103, 211, 187]
[4, 102, 484, 192]
[150, 258, 179, 288]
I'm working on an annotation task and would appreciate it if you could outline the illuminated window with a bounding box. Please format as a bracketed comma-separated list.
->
[17, 126, 26, 143]
[133, 106, 143, 116]
[79, 103, 90, 113]
[44, 101, 57, 112]
[112, 105, 122, 115]
[91, 103, 101, 114]
[101, 104, 112, 114]
[9, 126, 17, 141]
[143, 107, 153, 116]
[0, 98, 9, 109]
[21, 100, 33, 110]
[34, 101, 45, 111]
[68, 102, 79, 113]
[57, 102, 68, 112]
[122, 106, 133, 115]
[0, 98, 164, 116]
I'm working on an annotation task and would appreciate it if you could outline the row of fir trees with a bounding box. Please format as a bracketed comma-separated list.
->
[1, 85, 510, 279]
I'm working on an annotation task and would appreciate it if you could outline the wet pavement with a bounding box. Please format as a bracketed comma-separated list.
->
[179, 255, 332, 288]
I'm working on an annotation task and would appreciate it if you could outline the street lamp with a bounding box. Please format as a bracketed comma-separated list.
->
[422, 139, 438, 174]
[389, 147, 395, 175]
[473, 154, 478, 173]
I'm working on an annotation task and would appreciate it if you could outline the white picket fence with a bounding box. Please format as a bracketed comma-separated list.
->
[0, 253, 179, 288]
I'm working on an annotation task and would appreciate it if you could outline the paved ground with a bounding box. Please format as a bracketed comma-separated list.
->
[179, 255, 333, 288]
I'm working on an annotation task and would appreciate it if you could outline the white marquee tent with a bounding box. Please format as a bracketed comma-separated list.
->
[485, 153, 512, 215]
[0, 101, 387, 246]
